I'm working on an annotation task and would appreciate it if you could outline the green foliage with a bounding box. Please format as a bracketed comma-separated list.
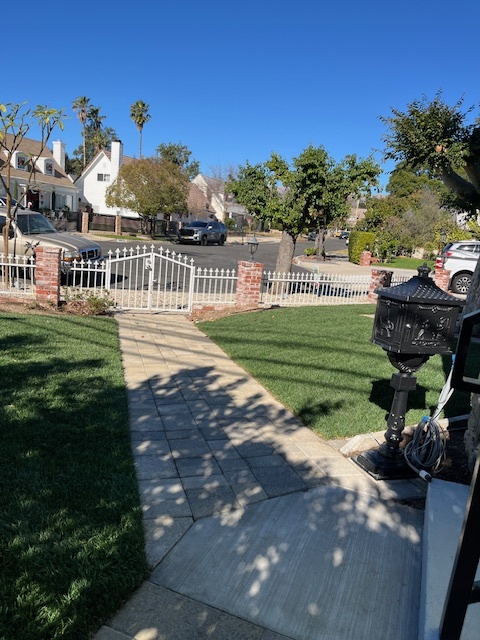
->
[466, 219, 480, 239]
[304, 247, 318, 256]
[348, 230, 375, 263]
[130, 100, 151, 158]
[105, 157, 189, 225]
[63, 289, 113, 315]
[69, 97, 117, 174]
[381, 91, 480, 212]
[228, 146, 380, 235]
[155, 142, 200, 180]
[224, 216, 237, 230]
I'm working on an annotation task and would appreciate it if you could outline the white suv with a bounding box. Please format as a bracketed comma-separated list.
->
[437, 240, 480, 294]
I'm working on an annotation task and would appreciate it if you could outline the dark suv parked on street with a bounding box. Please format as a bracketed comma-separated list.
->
[178, 220, 228, 245]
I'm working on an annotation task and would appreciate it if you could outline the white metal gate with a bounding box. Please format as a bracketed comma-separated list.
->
[104, 245, 195, 312]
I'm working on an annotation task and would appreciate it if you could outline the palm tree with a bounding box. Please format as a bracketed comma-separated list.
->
[86, 106, 107, 154]
[130, 100, 151, 158]
[72, 96, 90, 169]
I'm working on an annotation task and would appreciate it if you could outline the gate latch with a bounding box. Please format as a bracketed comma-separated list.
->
[145, 258, 153, 271]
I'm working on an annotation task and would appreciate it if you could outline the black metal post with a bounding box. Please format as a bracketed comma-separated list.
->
[355, 371, 418, 480]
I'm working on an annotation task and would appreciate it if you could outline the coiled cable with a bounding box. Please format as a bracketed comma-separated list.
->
[403, 358, 455, 481]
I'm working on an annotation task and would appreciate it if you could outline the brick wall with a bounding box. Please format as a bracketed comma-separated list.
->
[236, 261, 263, 307]
[35, 247, 61, 306]
[434, 266, 450, 291]
[367, 269, 393, 302]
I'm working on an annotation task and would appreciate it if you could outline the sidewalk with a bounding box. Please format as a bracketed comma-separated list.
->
[94, 312, 427, 640]
[294, 251, 419, 278]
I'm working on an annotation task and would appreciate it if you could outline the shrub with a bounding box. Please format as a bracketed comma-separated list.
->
[304, 247, 318, 256]
[62, 289, 113, 315]
[348, 230, 375, 264]
[224, 217, 237, 230]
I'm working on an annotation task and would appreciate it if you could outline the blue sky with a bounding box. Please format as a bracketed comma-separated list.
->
[3, 0, 480, 190]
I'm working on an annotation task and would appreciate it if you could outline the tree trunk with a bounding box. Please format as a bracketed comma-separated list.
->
[275, 230, 296, 273]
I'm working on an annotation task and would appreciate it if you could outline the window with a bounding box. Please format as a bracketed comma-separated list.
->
[97, 174, 110, 182]
[16, 154, 28, 170]
[44, 160, 54, 175]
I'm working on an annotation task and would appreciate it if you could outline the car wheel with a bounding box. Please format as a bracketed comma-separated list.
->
[452, 272, 472, 295]
[200, 235, 208, 246]
[218, 235, 225, 246]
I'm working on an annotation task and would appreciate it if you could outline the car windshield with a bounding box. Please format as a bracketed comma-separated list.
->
[188, 221, 208, 228]
[16, 213, 57, 234]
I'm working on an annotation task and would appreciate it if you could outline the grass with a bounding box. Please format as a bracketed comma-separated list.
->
[198, 305, 472, 440]
[382, 256, 435, 270]
[0, 313, 146, 640]
[0, 305, 473, 638]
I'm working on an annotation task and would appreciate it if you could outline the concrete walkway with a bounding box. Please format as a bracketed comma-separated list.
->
[94, 312, 428, 640]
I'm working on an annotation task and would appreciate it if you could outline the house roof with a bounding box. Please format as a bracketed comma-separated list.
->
[76, 148, 136, 181]
[0, 134, 74, 188]
[188, 182, 212, 214]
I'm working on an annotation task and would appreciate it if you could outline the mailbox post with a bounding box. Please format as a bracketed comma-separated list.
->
[355, 264, 465, 480]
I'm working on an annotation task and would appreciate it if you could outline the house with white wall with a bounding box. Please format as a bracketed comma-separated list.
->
[0, 135, 78, 212]
[74, 140, 140, 217]
[74, 142, 248, 225]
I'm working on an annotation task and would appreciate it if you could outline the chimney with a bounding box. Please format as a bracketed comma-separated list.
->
[110, 140, 123, 181]
[52, 140, 65, 171]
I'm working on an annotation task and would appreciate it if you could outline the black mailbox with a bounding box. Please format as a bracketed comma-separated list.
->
[356, 264, 465, 480]
[372, 264, 464, 357]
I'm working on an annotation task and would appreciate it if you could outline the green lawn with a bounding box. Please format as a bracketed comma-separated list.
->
[382, 256, 435, 270]
[0, 305, 472, 639]
[0, 313, 146, 640]
[199, 305, 471, 439]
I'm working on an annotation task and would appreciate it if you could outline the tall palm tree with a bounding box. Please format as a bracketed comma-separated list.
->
[130, 100, 151, 158]
[72, 96, 90, 169]
[86, 106, 107, 154]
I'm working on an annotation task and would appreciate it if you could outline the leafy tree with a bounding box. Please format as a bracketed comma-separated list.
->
[105, 158, 189, 236]
[130, 100, 150, 158]
[228, 146, 380, 273]
[72, 96, 90, 169]
[381, 91, 480, 212]
[156, 142, 200, 180]
[0, 102, 65, 259]
[358, 195, 409, 231]
[381, 91, 480, 311]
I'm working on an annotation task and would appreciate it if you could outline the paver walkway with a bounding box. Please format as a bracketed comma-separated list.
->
[94, 311, 427, 640]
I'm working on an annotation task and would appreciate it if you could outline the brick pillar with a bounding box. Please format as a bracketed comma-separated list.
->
[82, 211, 89, 234]
[368, 269, 393, 302]
[359, 250, 372, 266]
[35, 247, 61, 307]
[236, 260, 263, 307]
[115, 215, 122, 235]
[435, 266, 451, 292]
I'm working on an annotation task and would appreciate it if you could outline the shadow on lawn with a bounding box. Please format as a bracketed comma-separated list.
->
[0, 315, 146, 640]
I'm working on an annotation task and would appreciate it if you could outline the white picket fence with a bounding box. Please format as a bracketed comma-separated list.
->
[0, 253, 36, 297]
[261, 271, 372, 306]
[0, 244, 413, 311]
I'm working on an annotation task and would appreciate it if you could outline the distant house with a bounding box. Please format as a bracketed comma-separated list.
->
[75, 142, 220, 224]
[74, 140, 139, 217]
[192, 174, 247, 223]
[0, 134, 77, 212]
